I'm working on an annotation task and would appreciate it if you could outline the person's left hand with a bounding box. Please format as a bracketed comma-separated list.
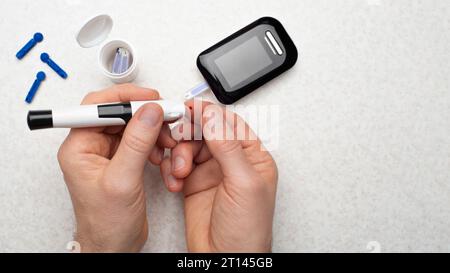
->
[57, 84, 176, 252]
[158, 101, 278, 252]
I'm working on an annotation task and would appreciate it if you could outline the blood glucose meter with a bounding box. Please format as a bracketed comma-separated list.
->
[196, 17, 298, 104]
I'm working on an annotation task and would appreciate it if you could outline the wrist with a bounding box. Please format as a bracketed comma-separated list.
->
[75, 222, 148, 253]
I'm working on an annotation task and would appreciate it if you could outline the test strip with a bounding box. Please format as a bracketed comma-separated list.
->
[184, 82, 210, 100]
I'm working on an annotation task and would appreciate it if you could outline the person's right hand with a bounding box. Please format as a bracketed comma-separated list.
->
[57, 84, 176, 253]
[159, 101, 278, 252]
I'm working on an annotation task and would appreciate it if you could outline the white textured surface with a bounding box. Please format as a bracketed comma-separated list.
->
[0, 0, 449, 253]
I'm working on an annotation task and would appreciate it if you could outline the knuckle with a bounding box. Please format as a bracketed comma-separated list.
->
[217, 139, 241, 155]
[116, 83, 135, 90]
[115, 84, 135, 101]
[57, 139, 74, 169]
[268, 159, 279, 186]
[256, 153, 279, 187]
[57, 146, 66, 166]
[123, 132, 151, 154]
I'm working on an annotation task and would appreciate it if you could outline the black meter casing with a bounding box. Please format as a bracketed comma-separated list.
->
[197, 17, 298, 104]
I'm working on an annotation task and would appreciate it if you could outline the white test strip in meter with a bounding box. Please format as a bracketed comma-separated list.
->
[184, 82, 210, 100]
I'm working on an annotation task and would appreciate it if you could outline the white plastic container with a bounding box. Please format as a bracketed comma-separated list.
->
[76, 14, 139, 83]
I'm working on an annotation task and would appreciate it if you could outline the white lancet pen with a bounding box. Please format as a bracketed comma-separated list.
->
[27, 81, 211, 131]
[27, 100, 186, 130]
[27, 71, 217, 132]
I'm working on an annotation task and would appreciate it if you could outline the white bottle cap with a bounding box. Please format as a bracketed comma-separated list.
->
[76, 14, 139, 83]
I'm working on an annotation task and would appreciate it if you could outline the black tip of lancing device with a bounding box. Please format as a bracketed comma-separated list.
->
[27, 110, 53, 130]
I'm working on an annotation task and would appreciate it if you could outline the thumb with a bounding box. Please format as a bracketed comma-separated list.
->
[202, 114, 252, 179]
[111, 103, 163, 177]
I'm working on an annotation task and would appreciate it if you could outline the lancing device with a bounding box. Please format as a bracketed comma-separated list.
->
[27, 100, 186, 131]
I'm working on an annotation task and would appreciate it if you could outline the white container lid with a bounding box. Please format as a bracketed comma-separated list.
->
[75, 14, 139, 83]
[76, 14, 113, 48]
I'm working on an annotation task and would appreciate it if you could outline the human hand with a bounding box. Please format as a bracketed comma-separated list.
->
[159, 101, 278, 252]
[57, 84, 176, 252]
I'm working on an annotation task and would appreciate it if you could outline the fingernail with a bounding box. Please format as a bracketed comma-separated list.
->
[167, 175, 178, 188]
[138, 106, 160, 127]
[173, 156, 185, 171]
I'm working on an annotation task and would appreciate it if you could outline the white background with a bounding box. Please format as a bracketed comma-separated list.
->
[0, 0, 449, 252]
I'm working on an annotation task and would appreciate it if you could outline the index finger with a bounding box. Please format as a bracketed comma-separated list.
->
[81, 84, 160, 105]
